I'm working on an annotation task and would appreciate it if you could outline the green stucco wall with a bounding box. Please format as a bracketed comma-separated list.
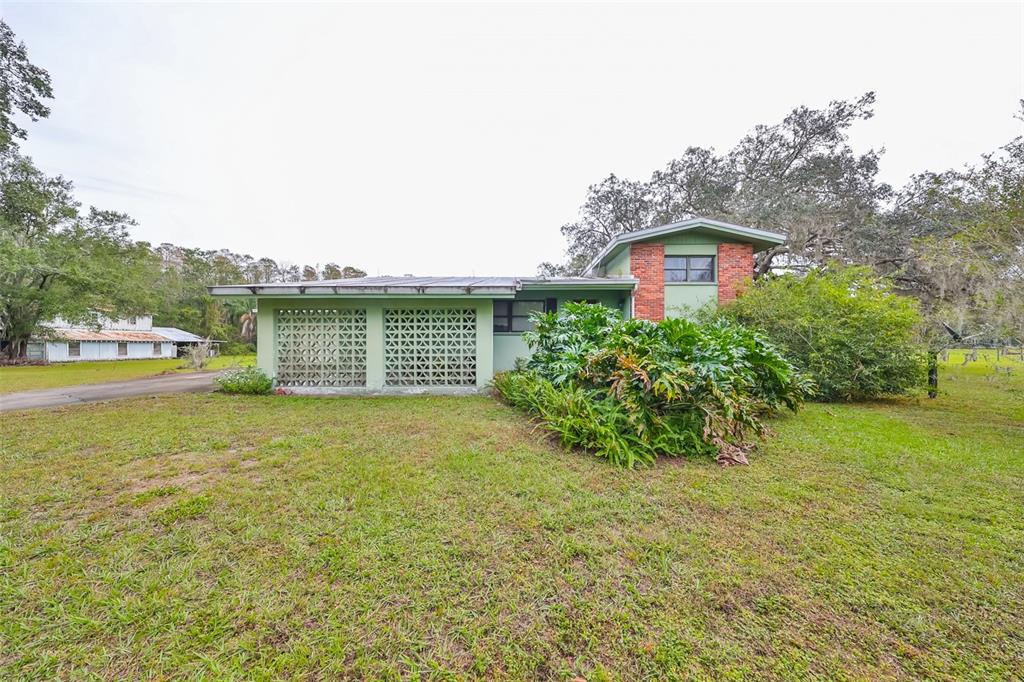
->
[664, 284, 717, 316]
[256, 297, 494, 390]
[492, 288, 630, 372]
[493, 335, 532, 374]
[604, 248, 630, 277]
[648, 229, 730, 246]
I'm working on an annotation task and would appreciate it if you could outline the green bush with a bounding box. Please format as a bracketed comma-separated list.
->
[215, 367, 273, 395]
[720, 267, 927, 401]
[219, 341, 256, 356]
[494, 302, 811, 467]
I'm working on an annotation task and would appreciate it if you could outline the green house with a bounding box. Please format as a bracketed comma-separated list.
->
[209, 218, 784, 393]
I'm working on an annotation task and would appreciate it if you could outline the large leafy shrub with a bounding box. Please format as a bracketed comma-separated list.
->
[720, 267, 927, 401]
[523, 302, 620, 385]
[215, 367, 273, 395]
[494, 302, 811, 467]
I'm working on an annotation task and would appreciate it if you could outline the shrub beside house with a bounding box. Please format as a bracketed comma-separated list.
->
[720, 267, 928, 401]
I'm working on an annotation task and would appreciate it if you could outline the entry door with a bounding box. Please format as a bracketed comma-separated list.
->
[383, 308, 477, 386]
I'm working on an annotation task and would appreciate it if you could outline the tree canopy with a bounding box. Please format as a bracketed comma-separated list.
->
[540, 93, 890, 277]
[0, 19, 53, 151]
[543, 94, 1024, 345]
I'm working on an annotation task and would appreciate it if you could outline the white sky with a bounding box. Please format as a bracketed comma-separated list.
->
[3, 1, 1023, 277]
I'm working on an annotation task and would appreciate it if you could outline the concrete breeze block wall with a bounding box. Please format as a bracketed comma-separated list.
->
[717, 242, 754, 304]
[629, 243, 665, 321]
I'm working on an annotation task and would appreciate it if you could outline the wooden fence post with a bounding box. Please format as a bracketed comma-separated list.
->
[928, 352, 938, 399]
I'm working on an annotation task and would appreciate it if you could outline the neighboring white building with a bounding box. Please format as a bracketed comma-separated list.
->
[26, 315, 197, 363]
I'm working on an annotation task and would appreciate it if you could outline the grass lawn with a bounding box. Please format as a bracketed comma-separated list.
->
[1, 355, 1021, 680]
[0, 355, 255, 394]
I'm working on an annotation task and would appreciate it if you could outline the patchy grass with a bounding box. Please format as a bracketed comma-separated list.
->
[0, 354, 255, 394]
[0, 357, 1021, 679]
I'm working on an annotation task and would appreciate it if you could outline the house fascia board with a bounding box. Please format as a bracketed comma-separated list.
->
[519, 278, 636, 290]
[208, 286, 520, 298]
[210, 280, 635, 297]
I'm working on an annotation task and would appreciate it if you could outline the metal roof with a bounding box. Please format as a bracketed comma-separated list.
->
[583, 217, 786, 275]
[209, 276, 636, 297]
[152, 326, 207, 343]
[317, 276, 519, 288]
[53, 329, 170, 342]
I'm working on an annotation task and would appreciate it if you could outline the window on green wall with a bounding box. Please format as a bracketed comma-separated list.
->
[665, 255, 715, 282]
[494, 300, 551, 332]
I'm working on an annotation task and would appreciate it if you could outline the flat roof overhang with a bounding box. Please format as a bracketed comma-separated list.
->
[207, 285, 521, 298]
[519, 278, 637, 291]
[209, 278, 637, 298]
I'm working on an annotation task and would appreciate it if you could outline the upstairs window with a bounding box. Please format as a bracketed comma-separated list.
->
[665, 255, 715, 283]
[68, 341, 81, 357]
[493, 299, 556, 333]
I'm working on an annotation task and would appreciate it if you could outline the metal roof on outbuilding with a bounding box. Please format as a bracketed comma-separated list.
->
[152, 326, 207, 343]
[53, 329, 171, 342]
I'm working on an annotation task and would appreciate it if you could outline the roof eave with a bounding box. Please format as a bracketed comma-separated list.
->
[519, 278, 636, 290]
[208, 285, 520, 297]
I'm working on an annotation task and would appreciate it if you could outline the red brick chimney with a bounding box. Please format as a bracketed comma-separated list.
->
[629, 243, 665, 321]
[717, 243, 754, 304]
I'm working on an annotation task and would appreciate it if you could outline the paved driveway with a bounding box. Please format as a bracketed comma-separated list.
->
[0, 372, 220, 412]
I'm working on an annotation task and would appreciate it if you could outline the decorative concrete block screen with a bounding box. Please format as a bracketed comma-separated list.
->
[384, 308, 477, 386]
[275, 308, 367, 387]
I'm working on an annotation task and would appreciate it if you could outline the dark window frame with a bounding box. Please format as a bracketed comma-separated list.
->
[665, 255, 716, 283]
[68, 341, 81, 357]
[152, 341, 162, 356]
[117, 342, 128, 356]
[493, 298, 557, 333]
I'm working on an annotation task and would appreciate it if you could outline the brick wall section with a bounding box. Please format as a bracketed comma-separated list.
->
[629, 243, 665, 321]
[717, 242, 754, 304]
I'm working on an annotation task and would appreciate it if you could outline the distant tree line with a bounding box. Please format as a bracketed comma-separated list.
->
[541, 92, 1024, 347]
[150, 244, 365, 344]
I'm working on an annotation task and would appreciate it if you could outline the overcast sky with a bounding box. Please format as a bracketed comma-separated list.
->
[4, 2, 1023, 277]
